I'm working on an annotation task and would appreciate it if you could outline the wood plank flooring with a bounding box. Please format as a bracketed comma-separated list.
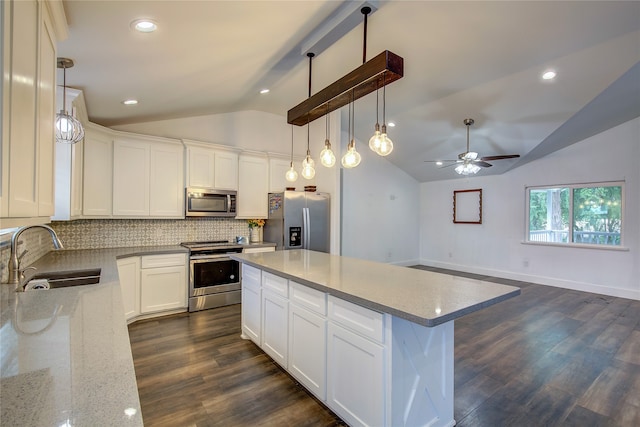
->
[129, 268, 640, 426]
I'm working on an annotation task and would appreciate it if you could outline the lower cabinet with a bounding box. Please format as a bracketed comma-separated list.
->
[116, 257, 140, 321]
[117, 253, 188, 322]
[261, 290, 288, 367]
[289, 303, 327, 400]
[327, 322, 385, 427]
[241, 264, 261, 344]
[240, 264, 386, 427]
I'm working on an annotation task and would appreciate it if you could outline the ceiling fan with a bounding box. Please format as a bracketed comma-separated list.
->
[425, 118, 520, 175]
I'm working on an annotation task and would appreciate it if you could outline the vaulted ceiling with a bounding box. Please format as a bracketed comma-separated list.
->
[58, 0, 640, 182]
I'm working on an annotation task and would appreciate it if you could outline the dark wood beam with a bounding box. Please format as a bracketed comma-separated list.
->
[287, 50, 404, 126]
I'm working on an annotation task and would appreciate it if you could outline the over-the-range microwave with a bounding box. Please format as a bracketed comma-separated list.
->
[185, 187, 237, 217]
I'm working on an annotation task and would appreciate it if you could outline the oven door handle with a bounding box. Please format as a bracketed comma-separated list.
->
[190, 255, 233, 261]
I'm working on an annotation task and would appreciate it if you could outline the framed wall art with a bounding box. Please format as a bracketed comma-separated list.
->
[453, 188, 482, 224]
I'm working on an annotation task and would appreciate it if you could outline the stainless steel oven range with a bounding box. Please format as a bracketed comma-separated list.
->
[180, 240, 244, 312]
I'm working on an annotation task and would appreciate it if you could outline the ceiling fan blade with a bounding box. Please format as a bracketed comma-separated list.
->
[480, 154, 520, 161]
[424, 159, 458, 163]
[439, 162, 460, 169]
[474, 161, 493, 168]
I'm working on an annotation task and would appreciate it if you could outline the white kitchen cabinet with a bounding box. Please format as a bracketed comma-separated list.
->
[113, 138, 150, 216]
[327, 321, 385, 427]
[139, 254, 187, 314]
[236, 153, 269, 219]
[268, 155, 311, 192]
[116, 256, 140, 321]
[82, 124, 113, 216]
[289, 303, 327, 400]
[262, 289, 289, 368]
[184, 140, 239, 190]
[150, 143, 184, 216]
[241, 264, 262, 345]
[112, 135, 184, 218]
[1, 0, 64, 226]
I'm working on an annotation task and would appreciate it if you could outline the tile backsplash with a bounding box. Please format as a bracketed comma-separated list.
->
[1, 218, 253, 282]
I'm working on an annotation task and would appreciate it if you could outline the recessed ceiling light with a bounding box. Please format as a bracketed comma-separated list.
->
[542, 70, 556, 80]
[131, 19, 157, 33]
[388, 122, 396, 127]
[122, 99, 138, 105]
[260, 89, 270, 94]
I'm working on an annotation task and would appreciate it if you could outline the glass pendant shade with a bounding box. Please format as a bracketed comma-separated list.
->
[55, 110, 84, 144]
[320, 139, 336, 167]
[301, 152, 316, 179]
[285, 162, 298, 182]
[341, 140, 361, 168]
[455, 162, 481, 175]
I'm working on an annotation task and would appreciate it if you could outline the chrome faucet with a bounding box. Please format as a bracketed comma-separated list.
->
[7, 225, 64, 286]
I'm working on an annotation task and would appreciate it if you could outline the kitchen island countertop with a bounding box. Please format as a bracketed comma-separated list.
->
[0, 245, 187, 427]
[233, 249, 520, 327]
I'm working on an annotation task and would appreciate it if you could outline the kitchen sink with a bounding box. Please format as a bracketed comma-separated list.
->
[23, 268, 102, 291]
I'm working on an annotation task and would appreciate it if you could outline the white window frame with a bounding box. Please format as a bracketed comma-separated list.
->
[524, 181, 626, 250]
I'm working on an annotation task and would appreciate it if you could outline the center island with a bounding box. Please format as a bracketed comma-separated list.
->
[231, 249, 520, 427]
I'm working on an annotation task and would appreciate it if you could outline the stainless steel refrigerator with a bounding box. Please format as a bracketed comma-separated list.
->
[264, 191, 330, 252]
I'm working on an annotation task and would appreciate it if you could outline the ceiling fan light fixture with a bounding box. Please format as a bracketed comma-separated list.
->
[455, 162, 481, 175]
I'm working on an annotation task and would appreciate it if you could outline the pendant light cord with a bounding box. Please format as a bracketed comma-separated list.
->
[290, 125, 294, 164]
[382, 71, 386, 126]
[62, 65, 67, 113]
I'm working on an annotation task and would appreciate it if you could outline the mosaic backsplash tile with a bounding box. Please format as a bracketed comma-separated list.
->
[1, 218, 254, 282]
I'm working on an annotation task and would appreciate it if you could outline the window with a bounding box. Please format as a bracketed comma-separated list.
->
[526, 182, 623, 247]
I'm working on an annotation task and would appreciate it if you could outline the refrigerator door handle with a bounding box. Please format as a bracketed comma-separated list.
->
[303, 207, 310, 249]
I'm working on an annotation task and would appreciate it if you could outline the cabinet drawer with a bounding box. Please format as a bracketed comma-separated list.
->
[140, 253, 186, 269]
[243, 246, 275, 253]
[290, 281, 326, 316]
[328, 296, 384, 343]
[262, 271, 288, 297]
[242, 264, 261, 286]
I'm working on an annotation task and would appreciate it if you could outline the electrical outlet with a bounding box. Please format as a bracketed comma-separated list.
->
[448, 252, 453, 258]
[523, 258, 529, 267]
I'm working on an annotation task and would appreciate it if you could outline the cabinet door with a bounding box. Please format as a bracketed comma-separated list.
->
[71, 140, 84, 217]
[241, 266, 261, 345]
[140, 265, 187, 314]
[236, 154, 268, 218]
[262, 289, 288, 367]
[289, 304, 327, 400]
[116, 257, 140, 321]
[269, 157, 293, 193]
[83, 128, 112, 216]
[113, 139, 149, 216]
[186, 146, 216, 188]
[150, 143, 184, 217]
[214, 150, 238, 190]
[7, 0, 38, 217]
[37, 9, 56, 217]
[327, 322, 385, 427]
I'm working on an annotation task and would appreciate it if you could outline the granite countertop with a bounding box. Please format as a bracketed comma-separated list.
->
[0, 245, 187, 427]
[232, 249, 521, 327]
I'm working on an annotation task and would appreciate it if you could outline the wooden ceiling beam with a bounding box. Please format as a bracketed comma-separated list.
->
[287, 50, 403, 126]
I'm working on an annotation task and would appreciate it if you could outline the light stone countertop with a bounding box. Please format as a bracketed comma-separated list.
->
[232, 249, 521, 327]
[0, 245, 187, 427]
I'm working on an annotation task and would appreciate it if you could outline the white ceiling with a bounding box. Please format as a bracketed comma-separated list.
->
[58, 0, 640, 182]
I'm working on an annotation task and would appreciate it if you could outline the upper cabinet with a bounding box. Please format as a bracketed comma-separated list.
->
[113, 133, 184, 218]
[184, 140, 239, 190]
[82, 124, 113, 217]
[236, 152, 269, 219]
[1, 0, 66, 227]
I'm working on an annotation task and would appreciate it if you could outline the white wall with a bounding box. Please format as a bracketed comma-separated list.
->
[341, 131, 421, 266]
[420, 117, 640, 299]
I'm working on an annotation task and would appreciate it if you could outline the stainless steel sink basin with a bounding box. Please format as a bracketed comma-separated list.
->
[23, 268, 102, 291]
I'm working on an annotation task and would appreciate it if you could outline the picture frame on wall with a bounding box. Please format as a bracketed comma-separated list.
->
[453, 188, 482, 224]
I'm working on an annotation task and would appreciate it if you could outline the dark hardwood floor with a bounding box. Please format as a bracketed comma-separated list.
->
[129, 268, 640, 426]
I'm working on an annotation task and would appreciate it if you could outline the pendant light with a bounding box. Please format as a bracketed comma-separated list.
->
[55, 58, 84, 144]
[320, 103, 336, 167]
[301, 53, 316, 180]
[368, 80, 383, 153]
[341, 90, 361, 168]
[376, 71, 393, 156]
[285, 125, 298, 182]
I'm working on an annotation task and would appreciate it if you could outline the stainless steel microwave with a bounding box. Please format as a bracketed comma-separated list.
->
[185, 188, 237, 217]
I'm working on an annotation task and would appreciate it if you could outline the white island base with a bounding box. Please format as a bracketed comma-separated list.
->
[234, 250, 519, 427]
